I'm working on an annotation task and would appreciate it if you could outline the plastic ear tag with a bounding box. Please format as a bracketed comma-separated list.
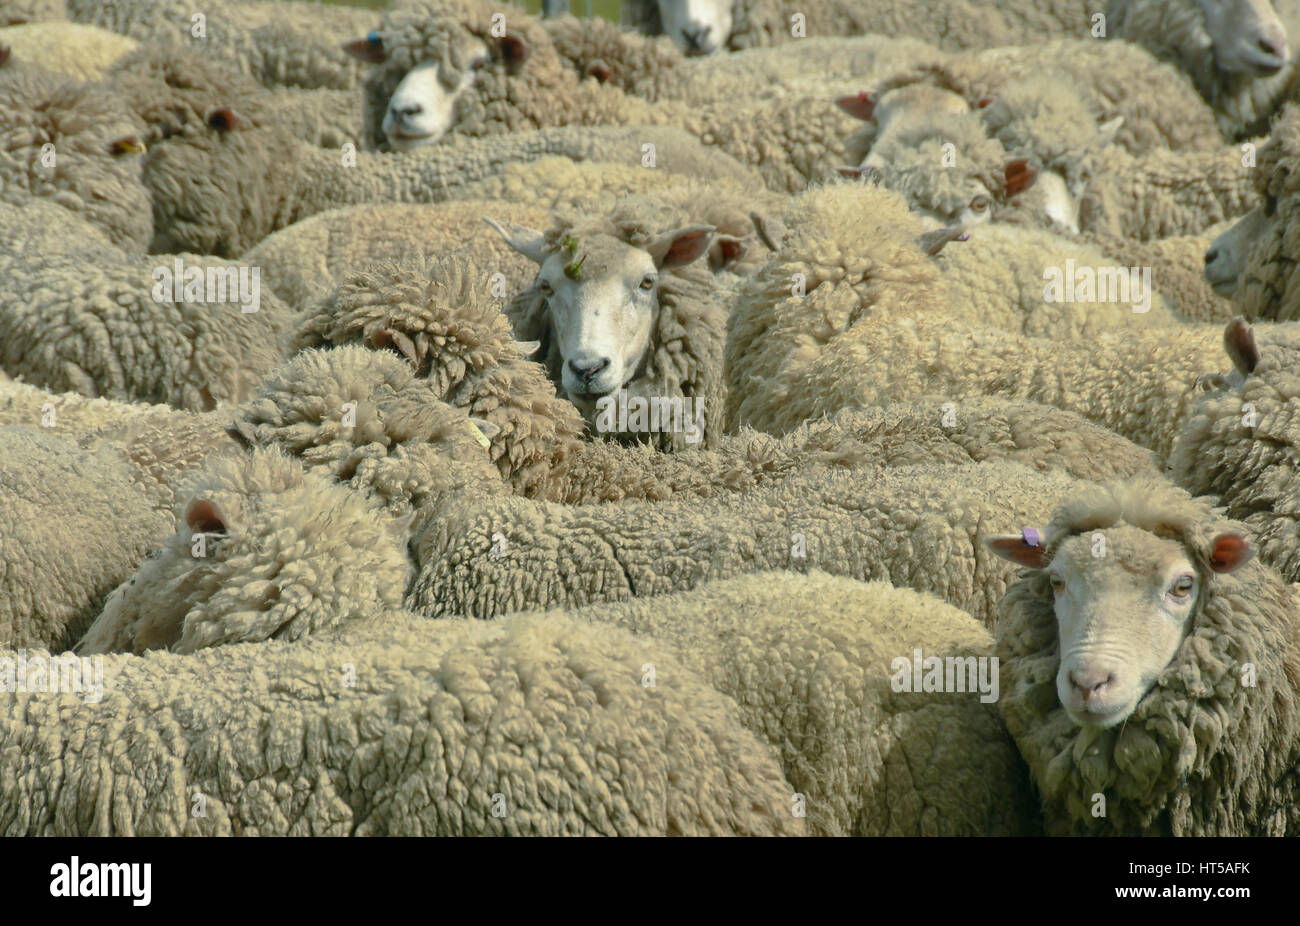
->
[467, 421, 492, 449]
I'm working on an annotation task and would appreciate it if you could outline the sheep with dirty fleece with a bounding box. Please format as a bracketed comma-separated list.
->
[5, 610, 803, 836]
[407, 460, 1088, 628]
[1172, 319, 1300, 581]
[0, 66, 152, 253]
[989, 475, 1300, 834]
[229, 345, 509, 514]
[1107, 0, 1296, 140]
[561, 571, 1041, 836]
[75, 448, 413, 656]
[0, 426, 171, 652]
[488, 199, 733, 452]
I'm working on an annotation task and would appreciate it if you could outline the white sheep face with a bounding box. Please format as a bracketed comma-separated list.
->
[1205, 207, 1266, 296]
[1198, 0, 1290, 75]
[382, 38, 489, 150]
[656, 0, 733, 56]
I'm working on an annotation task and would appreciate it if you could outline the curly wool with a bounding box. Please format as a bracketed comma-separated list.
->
[1091, 225, 1238, 323]
[0, 426, 171, 651]
[995, 476, 1300, 834]
[109, 47, 299, 256]
[1233, 104, 1300, 322]
[4, 609, 804, 835]
[233, 345, 506, 514]
[0, 22, 135, 80]
[566, 571, 1041, 836]
[0, 66, 153, 252]
[0, 248, 291, 411]
[292, 259, 587, 498]
[1172, 323, 1300, 580]
[76, 449, 412, 655]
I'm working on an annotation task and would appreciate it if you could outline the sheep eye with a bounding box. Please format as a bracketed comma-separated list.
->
[1170, 575, 1195, 597]
[1048, 574, 1064, 594]
[970, 195, 990, 212]
[639, 275, 656, 291]
[539, 280, 553, 296]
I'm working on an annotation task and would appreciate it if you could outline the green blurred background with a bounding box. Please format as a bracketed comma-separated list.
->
[318, 0, 623, 19]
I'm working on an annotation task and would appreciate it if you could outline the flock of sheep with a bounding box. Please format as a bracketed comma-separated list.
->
[1, 0, 1299, 837]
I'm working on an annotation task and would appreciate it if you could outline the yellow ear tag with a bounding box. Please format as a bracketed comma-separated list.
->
[467, 421, 492, 449]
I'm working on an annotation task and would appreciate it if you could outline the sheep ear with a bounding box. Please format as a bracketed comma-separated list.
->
[207, 108, 240, 132]
[750, 211, 789, 252]
[835, 91, 877, 121]
[1096, 116, 1124, 149]
[343, 32, 387, 64]
[370, 327, 418, 365]
[585, 59, 613, 83]
[467, 416, 502, 442]
[1003, 159, 1037, 197]
[917, 227, 970, 257]
[483, 217, 549, 264]
[0, 44, 9, 67]
[986, 533, 1048, 569]
[185, 498, 228, 535]
[499, 32, 529, 66]
[1208, 532, 1254, 573]
[976, 96, 995, 108]
[648, 224, 715, 268]
[712, 234, 748, 270]
[224, 419, 258, 448]
[107, 134, 147, 156]
[1224, 317, 1259, 376]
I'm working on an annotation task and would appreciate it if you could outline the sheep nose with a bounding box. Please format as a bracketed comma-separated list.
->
[1259, 36, 1288, 60]
[682, 25, 713, 55]
[568, 356, 610, 384]
[1205, 246, 1219, 266]
[1069, 668, 1115, 701]
[392, 103, 422, 118]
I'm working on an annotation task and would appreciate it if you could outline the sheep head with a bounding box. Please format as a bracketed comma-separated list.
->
[1199, 0, 1289, 76]
[653, 0, 734, 56]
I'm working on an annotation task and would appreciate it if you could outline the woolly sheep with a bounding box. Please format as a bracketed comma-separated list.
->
[0, 21, 135, 80]
[0, 242, 292, 410]
[1171, 319, 1300, 580]
[0, 66, 153, 252]
[989, 475, 1299, 834]
[1091, 224, 1239, 323]
[489, 198, 732, 450]
[1107, 0, 1295, 139]
[407, 460, 1090, 627]
[565, 571, 1042, 836]
[1204, 208, 1265, 299]
[0, 425, 171, 651]
[4, 609, 803, 835]
[76, 448, 412, 656]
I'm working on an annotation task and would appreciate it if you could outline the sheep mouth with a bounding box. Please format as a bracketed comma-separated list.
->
[1235, 51, 1289, 77]
[1207, 275, 1240, 297]
[1065, 700, 1131, 730]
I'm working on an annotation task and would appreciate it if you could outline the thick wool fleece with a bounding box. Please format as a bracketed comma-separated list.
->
[508, 203, 730, 452]
[3, 609, 803, 835]
[232, 346, 506, 515]
[245, 200, 552, 314]
[1172, 324, 1300, 580]
[0, 426, 171, 651]
[409, 461, 1085, 627]
[0, 248, 291, 411]
[109, 47, 299, 256]
[564, 571, 1041, 836]
[76, 450, 411, 656]
[1234, 104, 1300, 322]
[0, 22, 135, 80]
[0, 0, 64, 25]
[995, 477, 1300, 835]
[0, 66, 153, 252]
[1091, 225, 1238, 323]
[292, 259, 586, 499]
[0, 199, 117, 259]
[1080, 143, 1259, 241]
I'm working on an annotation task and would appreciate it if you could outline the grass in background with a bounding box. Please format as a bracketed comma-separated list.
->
[315, 0, 622, 20]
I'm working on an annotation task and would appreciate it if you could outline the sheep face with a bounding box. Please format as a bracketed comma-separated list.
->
[992, 523, 1255, 730]
[381, 37, 489, 150]
[1205, 207, 1265, 296]
[655, 0, 733, 56]
[1198, 0, 1290, 76]
[489, 219, 715, 407]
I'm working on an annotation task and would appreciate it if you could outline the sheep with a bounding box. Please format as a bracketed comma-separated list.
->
[1106, 0, 1295, 140]
[0, 21, 135, 81]
[1091, 224, 1239, 323]
[229, 345, 510, 514]
[622, 0, 1096, 54]
[0, 426, 172, 652]
[1171, 319, 1300, 581]
[488, 198, 732, 451]
[0, 245, 292, 411]
[562, 571, 1042, 836]
[64, 0, 376, 90]
[1204, 208, 1266, 300]
[988, 475, 1300, 835]
[1225, 103, 1300, 322]
[75, 448, 413, 656]
[0, 66, 153, 253]
[406, 460, 1090, 628]
[3, 609, 804, 835]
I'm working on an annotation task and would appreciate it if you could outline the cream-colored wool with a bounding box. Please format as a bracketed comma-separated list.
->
[0, 22, 134, 80]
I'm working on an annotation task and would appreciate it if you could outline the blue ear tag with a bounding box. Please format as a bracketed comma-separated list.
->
[368, 31, 380, 44]
[1021, 528, 1041, 548]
